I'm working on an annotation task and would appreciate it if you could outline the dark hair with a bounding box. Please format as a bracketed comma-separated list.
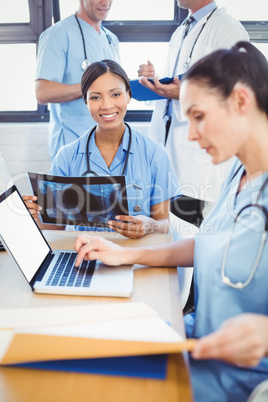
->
[183, 41, 268, 116]
[81, 59, 132, 103]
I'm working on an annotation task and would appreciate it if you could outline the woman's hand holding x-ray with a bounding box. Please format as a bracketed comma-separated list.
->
[23, 195, 42, 220]
[107, 214, 165, 239]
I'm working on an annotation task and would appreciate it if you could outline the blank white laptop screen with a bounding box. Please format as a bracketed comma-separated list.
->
[0, 186, 133, 298]
[0, 187, 49, 282]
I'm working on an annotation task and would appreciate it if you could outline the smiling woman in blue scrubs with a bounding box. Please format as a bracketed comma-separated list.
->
[45, 59, 178, 239]
[73, 42, 268, 401]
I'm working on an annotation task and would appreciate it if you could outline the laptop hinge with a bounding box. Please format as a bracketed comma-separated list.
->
[32, 253, 55, 285]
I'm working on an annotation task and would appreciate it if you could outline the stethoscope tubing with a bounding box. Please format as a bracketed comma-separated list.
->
[221, 173, 268, 289]
[81, 123, 142, 213]
[74, 13, 120, 70]
[183, 7, 217, 70]
[82, 122, 132, 177]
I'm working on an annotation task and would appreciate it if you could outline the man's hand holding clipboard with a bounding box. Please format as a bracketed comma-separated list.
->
[130, 75, 184, 101]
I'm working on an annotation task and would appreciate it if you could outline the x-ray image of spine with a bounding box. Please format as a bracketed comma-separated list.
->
[83, 183, 124, 225]
[34, 177, 127, 227]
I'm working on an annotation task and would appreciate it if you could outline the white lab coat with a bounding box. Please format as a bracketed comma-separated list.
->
[148, 7, 249, 203]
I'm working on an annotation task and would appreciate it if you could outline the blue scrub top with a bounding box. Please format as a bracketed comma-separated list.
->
[185, 159, 268, 401]
[50, 126, 179, 230]
[36, 15, 120, 159]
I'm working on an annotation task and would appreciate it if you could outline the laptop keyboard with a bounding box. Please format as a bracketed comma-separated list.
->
[46, 252, 96, 288]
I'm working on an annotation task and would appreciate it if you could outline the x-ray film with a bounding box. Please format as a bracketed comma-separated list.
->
[27, 173, 128, 228]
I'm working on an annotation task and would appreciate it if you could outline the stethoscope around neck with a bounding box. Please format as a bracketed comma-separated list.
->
[81, 123, 142, 213]
[221, 174, 268, 289]
[74, 13, 119, 71]
[183, 7, 217, 70]
[82, 123, 132, 177]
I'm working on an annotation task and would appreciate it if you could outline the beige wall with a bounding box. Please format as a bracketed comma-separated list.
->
[0, 123, 50, 194]
[0, 123, 51, 176]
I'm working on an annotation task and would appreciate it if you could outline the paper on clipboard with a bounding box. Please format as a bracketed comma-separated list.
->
[130, 75, 184, 101]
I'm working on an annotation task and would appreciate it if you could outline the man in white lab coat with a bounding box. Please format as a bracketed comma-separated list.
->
[138, 0, 249, 226]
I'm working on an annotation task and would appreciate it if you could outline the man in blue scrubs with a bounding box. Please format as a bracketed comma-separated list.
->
[35, 0, 119, 159]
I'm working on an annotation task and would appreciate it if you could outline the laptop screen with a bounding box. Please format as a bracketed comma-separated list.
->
[0, 186, 50, 283]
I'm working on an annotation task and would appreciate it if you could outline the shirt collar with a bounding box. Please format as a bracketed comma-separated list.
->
[192, 1, 217, 23]
[77, 124, 134, 155]
[121, 124, 134, 154]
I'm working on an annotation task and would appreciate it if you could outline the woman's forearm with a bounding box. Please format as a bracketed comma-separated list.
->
[126, 238, 195, 268]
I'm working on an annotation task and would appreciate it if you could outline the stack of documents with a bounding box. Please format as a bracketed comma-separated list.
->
[0, 303, 194, 378]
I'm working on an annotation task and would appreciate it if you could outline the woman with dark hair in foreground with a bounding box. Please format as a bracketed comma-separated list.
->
[74, 42, 268, 401]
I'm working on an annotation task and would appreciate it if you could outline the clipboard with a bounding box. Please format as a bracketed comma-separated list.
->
[27, 172, 129, 227]
[130, 75, 184, 101]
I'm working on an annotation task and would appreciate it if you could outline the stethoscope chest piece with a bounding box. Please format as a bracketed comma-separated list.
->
[81, 59, 91, 71]
[132, 184, 142, 213]
[75, 13, 120, 72]
[133, 204, 141, 213]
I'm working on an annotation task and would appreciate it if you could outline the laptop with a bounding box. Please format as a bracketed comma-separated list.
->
[0, 186, 133, 297]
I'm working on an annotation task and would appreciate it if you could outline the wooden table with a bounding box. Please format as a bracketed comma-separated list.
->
[0, 230, 193, 402]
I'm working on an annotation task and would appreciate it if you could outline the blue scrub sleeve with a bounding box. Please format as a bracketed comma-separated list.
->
[36, 27, 68, 82]
[49, 144, 74, 176]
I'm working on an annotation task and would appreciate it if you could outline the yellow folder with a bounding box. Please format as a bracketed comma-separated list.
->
[0, 302, 196, 365]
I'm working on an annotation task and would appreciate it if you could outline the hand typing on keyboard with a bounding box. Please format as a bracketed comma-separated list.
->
[75, 236, 131, 267]
[47, 252, 96, 288]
